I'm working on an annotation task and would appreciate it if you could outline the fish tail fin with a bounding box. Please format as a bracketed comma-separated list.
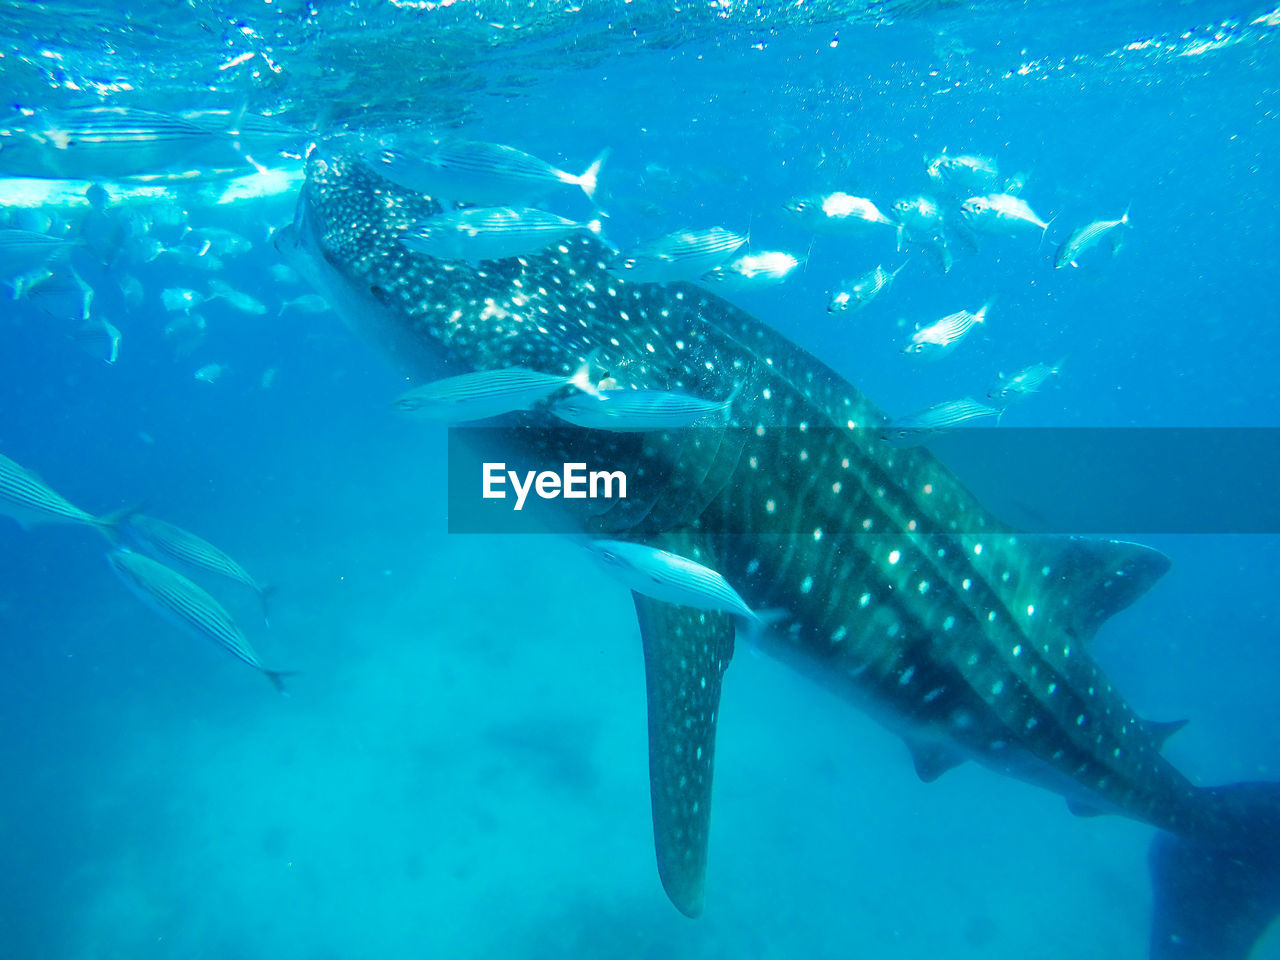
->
[721, 381, 744, 422]
[737, 606, 788, 650]
[93, 504, 142, 541]
[1037, 215, 1057, 253]
[570, 347, 604, 395]
[1148, 781, 1280, 960]
[263, 668, 300, 694]
[1121, 203, 1131, 225]
[584, 218, 620, 255]
[578, 148, 610, 201]
[258, 583, 279, 627]
[976, 295, 997, 321]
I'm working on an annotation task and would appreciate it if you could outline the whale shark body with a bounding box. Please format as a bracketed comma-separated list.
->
[277, 151, 1280, 960]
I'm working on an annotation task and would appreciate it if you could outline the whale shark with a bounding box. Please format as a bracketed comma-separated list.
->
[276, 149, 1280, 960]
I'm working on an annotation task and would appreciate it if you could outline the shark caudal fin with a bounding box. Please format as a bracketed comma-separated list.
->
[1149, 782, 1280, 960]
[633, 588, 736, 918]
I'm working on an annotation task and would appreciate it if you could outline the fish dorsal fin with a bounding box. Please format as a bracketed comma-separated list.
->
[632, 545, 736, 918]
[1021, 536, 1171, 644]
[905, 739, 965, 783]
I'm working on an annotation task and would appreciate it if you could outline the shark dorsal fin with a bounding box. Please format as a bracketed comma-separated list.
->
[1023, 537, 1171, 644]
[633, 557, 736, 919]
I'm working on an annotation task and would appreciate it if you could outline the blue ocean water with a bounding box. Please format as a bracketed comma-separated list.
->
[1, 2, 1278, 958]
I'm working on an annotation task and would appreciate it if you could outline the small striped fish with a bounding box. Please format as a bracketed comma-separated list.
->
[612, 227, 747, 283]
[881, 396, 1002, 445]
[0, 107, 222, 180]
[551, 385, 739, 432]
[367, 141, 608, 205]
[903, 300, 992, 359]
[828, 262, 907, 314]
[0, 228, 78, 276]
[1056, 207, 1130, 268]
[394, 365, 587, 422]
[0, 452, 124, 533]
[107, 549, 291, 692]
[988, 358, 1065, 404]
[126, 514, 273, 623]
[586, 539, 759, 622]
[401, 207, 602, 262]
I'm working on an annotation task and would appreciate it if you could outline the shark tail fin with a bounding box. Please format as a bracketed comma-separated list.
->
[1149, 781, 1280, 960]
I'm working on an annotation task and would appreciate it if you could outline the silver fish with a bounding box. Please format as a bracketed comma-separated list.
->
[162, 287, 205, 313]
[925, 150, 1000, 195]
[904, 301, 991, 359]
[988, 358, 1064, 404]
[828, 262, 907, 314]
[1056, 207, 1130, 269]
[7, 266, 54, 299]
[107, 548, 290, 692]
[0, 452, 123, 532]
[612, 227, 746, 283]
[277, 293, 330, 316]
[961, 193, 1051, 234]
[394, 365, 587, 421]
[194, 362, 224, 384]
[159, 243, 223, 272]
[188, 227, 253, 257]
[71, 317, 122, 364]
[585, 539, 759, 622]
[0, 107, 222, 180]
[27, 265, 93, 322]
[784, 192, 894, 235]
[208, 278, 267, 315]
[367, 141, 608, 205]
[401, 207, 602, 263]
[882, 396, 1002, 445]
[890, 194, 948, 252]
[551, 385, 738, 432]
[0, 228, 78, 276]
[701, 251, 800, 290]
[126, 514, 273, 622]
[117, 273, 144, 308]
[164, 313, 207, 354]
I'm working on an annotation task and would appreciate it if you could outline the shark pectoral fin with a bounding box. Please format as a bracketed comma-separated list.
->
[905, 739, 965, 783]
[1066, 798, 1108, 818]
[633, 591, 735, 918]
